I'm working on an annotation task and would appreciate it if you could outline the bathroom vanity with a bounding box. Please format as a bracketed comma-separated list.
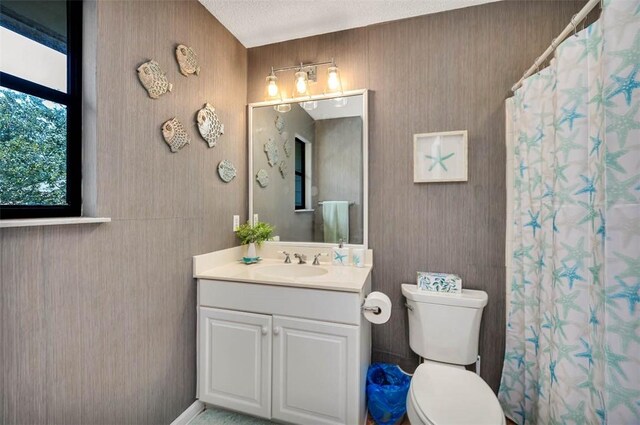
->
[193, 245, 372, 425]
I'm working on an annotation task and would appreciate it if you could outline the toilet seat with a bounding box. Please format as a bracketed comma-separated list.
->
[408, 362, 505, 425]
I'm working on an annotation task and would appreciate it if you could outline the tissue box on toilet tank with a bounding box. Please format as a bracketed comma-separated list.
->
[417, 272, 462, 293]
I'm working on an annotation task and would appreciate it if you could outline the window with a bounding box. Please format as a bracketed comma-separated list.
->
[0, 0, 82, 218]
[294, 138, 305, 210]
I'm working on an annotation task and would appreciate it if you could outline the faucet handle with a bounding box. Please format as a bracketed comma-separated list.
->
[278, 251, 291, 263]
[313, 253, 328, 265]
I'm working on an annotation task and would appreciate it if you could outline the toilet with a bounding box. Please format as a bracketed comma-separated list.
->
[402, 284, 505, 425]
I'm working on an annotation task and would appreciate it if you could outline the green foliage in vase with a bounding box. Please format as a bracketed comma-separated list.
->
[235, 221, 274, 246]
[0, 87, 67, 205]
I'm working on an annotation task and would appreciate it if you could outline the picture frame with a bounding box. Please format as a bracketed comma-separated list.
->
[413, 130, 468, 183]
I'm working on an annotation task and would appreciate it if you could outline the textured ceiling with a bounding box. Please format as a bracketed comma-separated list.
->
[199, 0, 501, 48]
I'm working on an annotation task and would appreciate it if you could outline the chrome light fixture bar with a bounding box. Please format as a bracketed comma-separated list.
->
[265, 58, 343, 106]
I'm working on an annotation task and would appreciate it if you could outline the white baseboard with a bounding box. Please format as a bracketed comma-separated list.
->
[171, 400, 205, 425]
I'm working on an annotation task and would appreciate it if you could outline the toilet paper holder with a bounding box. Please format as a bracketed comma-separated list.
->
[361, 304, 382, 315]
[361, 292, 392, 324]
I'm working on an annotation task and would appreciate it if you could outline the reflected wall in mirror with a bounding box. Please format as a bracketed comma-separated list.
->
[249, 91, 367, 246]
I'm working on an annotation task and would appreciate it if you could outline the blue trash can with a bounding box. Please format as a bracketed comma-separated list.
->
[366, 363, 412, 425]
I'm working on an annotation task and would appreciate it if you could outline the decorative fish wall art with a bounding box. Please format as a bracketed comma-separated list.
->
[264, 137, 279, 167]
[197, 103, 224, 147]
[279, 160, 288, 178]
[281, 132, 292, 157]
[218, 160, 237, 183]
[137, 60, 172, 99]
[256, 169, 269, 188]
[275, 115, 285, 133]
[175, 44, 200, 76]
[161, 117, 191, 152]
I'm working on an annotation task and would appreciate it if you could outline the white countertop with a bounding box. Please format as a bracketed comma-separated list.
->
[193, 245, 372, 293]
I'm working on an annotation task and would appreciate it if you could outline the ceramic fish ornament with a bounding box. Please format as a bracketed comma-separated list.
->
[175, 44, 200, 76]
[281, 131, 292, 157]
[161, 118, 191, 153]
[256, 169, 269, 188]
[197, 103, 224, 147]
[279, 160, 288, 178]
[275, 115, 285, 133]
[264, 137, 279, 167]
[218, 160, 237, 183]
[137, 60, 172, 99]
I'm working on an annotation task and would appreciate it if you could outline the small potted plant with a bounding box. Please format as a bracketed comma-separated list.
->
[235, 221, 274, 259]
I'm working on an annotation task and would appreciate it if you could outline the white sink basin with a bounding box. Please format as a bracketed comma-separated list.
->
[255, 264, 329, 279]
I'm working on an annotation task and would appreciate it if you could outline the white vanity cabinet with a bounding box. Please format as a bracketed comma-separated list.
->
[196, 278, 371, 425]
[272, 315, 359, 425]
[198, 307, 272, 418]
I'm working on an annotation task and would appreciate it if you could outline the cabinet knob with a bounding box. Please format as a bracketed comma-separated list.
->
[261, 326, 268, 335]
[273, 326, 281, 335]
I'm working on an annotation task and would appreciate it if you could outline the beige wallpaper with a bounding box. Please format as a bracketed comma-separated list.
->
[0, 1, 247, 423]
[247, 0, 588, 391]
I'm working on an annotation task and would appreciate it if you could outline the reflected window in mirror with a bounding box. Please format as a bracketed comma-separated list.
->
[294, 136, 312, 210]
[294, 138, 305, 209]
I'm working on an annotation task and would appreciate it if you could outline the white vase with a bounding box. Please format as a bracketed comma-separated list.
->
[246, 242, 257, 259]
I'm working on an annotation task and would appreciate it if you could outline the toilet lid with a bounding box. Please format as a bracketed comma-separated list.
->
[410, 362, 504, 425]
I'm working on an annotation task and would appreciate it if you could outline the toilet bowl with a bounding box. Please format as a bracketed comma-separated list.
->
[405, 361, 505, 425]
[401, 284, 505, 425]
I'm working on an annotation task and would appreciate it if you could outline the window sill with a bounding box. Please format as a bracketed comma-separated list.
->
[294, 209, 315, 213]
[0, 216, 111, 228]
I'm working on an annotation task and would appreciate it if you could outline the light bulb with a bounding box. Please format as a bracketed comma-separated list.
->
[301, 101, 317, 110]
[274, 104, 291, 113]
[294, 71, 308, 95]
[296, 79, 306, 94]
[327, 66, 340, 92]
[268, 80, 278, 97]
[266, 74, 278, 98]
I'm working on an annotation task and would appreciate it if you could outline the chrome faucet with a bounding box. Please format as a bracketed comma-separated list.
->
[280, 251, 291, 263]
[294, 253, 307, 264]
[313, 253, 327, 265]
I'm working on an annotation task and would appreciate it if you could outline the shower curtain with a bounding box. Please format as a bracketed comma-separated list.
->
[500, 2, 640, 424]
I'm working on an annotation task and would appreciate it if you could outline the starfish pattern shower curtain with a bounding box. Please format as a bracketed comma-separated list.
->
[500, 1, 640, 424]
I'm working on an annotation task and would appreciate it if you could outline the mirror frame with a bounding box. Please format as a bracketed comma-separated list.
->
[248, 89, 369, 248]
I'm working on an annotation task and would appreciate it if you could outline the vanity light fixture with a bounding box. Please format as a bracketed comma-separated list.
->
[266, 68, 279, 99]
[300, 101, 318, 110]
[274, 103, 292, 113]
[265, 58, 343, 102]
[294, 67, 309, 96]
[326, 61, 342, 94]
[267, 67, 291, 112]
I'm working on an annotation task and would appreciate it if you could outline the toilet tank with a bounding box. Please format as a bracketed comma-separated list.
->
[401, 284, 488, 366]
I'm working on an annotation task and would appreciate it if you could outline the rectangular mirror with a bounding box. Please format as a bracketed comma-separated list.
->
[249, 90, 368, 247]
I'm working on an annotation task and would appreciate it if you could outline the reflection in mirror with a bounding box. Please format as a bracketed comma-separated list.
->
[250, 93, 366, 245]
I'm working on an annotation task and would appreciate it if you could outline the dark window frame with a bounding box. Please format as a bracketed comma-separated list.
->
[294, 138, 305, 210]
[0, 0, 82, 219]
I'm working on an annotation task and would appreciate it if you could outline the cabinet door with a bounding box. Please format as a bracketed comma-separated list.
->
[272, 315, 358, 425]
[198, 307, 271, 418]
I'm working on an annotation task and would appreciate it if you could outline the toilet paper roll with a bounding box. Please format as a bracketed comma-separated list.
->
[362, 291, 392, 324]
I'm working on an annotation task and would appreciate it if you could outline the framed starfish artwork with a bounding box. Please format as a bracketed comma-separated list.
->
[413, 130, 468, 183]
